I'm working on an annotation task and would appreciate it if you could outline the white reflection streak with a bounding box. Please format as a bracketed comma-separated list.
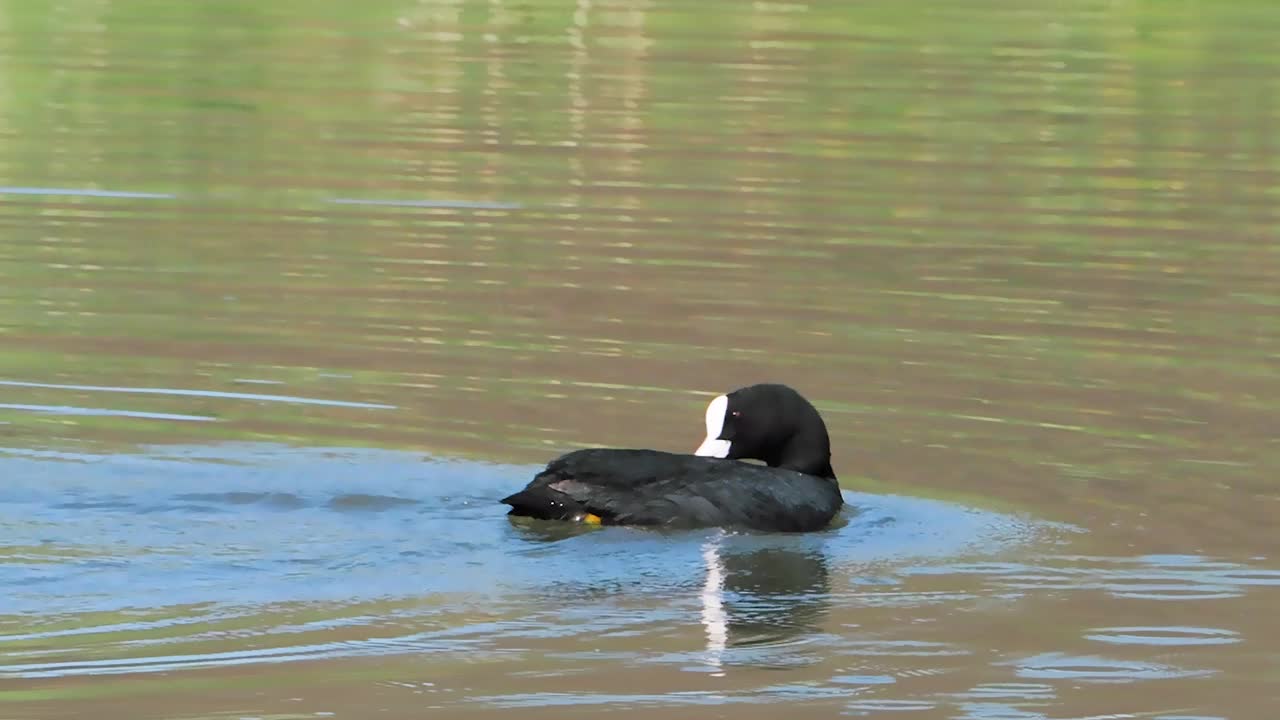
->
[701, 539, 727, 674]
[565, 0, 589, 208]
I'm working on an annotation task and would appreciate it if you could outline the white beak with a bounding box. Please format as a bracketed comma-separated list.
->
[695, 437, 732, 458]
[694, 394, 731, 458]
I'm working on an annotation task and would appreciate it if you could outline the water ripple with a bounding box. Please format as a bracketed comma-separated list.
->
[0, 403, 216, 422]
[0, 186, 175, 199]
[0, 379, 395, 409]
[330, 197, 521, 210]
[1083, 626, 1240, 647]
[950, 682, 1056, 700]
[844, 699, 937, 713]
[1009, 652, 1212, 683]
[908, 555, 1279, 601]
[839, 640, 970, 658]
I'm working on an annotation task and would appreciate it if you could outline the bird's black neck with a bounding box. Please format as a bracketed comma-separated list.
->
[774, 436, 836, 480]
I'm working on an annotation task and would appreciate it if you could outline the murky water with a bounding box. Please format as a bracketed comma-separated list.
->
[2, 0, 1280, 717]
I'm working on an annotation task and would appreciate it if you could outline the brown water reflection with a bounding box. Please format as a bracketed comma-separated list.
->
[2, 0, 1280, 717]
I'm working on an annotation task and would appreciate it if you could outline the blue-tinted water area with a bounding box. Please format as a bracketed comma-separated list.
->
[8, 441, 1273, 719]
[1, 443, 1050, 680]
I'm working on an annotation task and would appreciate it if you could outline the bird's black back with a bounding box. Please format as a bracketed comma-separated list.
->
[502, 448, 843, 532]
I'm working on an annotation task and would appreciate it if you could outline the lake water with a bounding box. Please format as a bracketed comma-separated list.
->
[2, 1, 1279, 718]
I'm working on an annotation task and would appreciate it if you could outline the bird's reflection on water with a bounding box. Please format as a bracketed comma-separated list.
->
[699, 537, 832, 672]
[510, 517, 833, 671]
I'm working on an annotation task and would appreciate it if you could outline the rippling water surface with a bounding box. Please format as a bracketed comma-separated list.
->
[2, 0, 1279, 718]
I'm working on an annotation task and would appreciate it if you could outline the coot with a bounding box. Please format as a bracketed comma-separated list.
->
[500, 383, 843, 532]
